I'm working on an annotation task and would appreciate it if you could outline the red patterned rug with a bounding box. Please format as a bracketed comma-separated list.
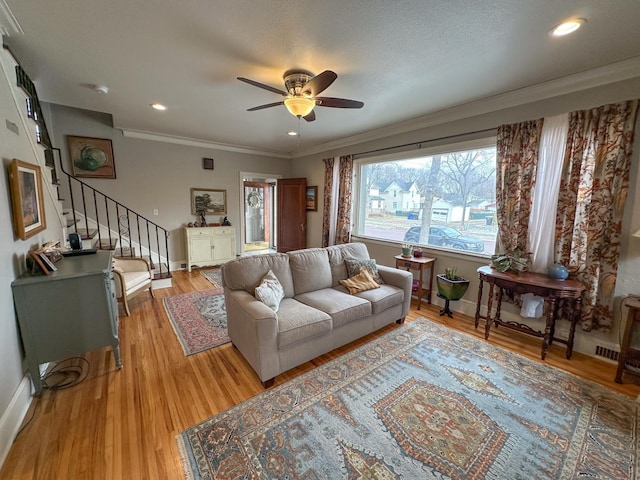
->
[178, 318, 639, 479]
[162, 288, 228, 355]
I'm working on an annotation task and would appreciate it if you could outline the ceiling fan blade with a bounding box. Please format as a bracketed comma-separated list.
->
[314, 97, 364, 109]
[237, 77, 288, 96]
[303, 110, 316, 122]
[247, 101, 284, 111]
[302, 70, 337, 97]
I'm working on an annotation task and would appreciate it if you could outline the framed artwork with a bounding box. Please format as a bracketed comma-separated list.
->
[202, 157, 214, 170]
[191, 188, 227, 215]
[67, 135, 116, 178]
[28, 250, 51, 275]
[306, 186, 318, 211]
[9, 159, 47, 240]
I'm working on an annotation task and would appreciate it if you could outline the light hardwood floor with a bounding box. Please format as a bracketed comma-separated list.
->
[2, 269, 639, 479]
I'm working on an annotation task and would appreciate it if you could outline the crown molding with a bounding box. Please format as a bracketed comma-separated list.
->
[0, 0, 23, 37]
[292, 56, 640, 158]
[118, 128, 291, 159]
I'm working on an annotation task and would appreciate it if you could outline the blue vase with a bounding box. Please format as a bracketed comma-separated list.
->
[547, 263, 569, 280]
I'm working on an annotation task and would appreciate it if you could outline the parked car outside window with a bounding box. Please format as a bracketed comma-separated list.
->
[404, 225, 484, 252]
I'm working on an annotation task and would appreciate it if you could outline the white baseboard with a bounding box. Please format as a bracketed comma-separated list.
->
[0, 375, 33, 470]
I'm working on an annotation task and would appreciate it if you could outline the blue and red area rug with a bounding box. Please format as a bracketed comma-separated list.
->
[162, 288, 228, 355]
[178, 318, 639, 479]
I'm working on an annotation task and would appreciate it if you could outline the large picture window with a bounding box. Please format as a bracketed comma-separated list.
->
[353, 138, 497, 256]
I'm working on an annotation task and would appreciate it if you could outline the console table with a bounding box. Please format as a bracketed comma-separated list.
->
[394, 254, 436, 310]
[11, 251, 121, 395]
[185, 226, 236, 271]
[474, 265, 585, 360]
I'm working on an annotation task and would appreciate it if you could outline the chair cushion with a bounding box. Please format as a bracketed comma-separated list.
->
[254, 270, 284, 312]
[123, 271, 151, 291]
[339, 269, 380, 294]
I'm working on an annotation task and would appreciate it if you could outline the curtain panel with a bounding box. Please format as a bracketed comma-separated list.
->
[495, 120, 544, 254]
[321, 157, 335, 247]
[555, 100, 639, 331]
[336, 155, 354, 244]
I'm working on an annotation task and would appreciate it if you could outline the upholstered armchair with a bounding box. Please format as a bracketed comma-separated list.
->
[112, 256, 155, 316]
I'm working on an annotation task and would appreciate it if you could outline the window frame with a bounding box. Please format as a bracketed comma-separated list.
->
[352, 136, 497, 258]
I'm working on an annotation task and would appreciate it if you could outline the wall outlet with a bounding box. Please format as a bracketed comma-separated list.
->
[153, 209, 159, 216]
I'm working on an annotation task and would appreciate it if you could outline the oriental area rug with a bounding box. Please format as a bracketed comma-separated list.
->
[199, 268, 223, 288]
[178, 318, 639, 479]
[162, 288, 228, 355]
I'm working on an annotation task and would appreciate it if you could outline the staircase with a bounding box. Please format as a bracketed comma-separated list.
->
[5, 48, 171, 284]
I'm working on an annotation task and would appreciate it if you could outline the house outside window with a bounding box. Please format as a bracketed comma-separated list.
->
[354, 138, 497, 255]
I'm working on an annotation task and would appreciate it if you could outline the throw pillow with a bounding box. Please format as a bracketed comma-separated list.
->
[339, 268, 380, 295]
[254, 270, 284, 312]
[344, 258, 384, 284]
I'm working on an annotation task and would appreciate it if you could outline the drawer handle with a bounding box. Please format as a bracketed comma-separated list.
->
[404, 262, 412, 268]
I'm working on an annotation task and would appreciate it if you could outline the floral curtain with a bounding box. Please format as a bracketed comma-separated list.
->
[555, 100, 639, 331]
[495, 120, 544, 254]
[335, 155, 354, 244]
[321, 157, 335, 247]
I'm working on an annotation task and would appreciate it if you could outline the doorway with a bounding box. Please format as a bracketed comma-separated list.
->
[240, 173, 280, 256]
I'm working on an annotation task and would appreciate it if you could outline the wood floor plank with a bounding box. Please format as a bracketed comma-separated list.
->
[2, 269, 639, 479]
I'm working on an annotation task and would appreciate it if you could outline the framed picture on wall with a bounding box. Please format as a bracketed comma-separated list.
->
[191, 188, 227, 215]
[67, 135, 116, 179]
[306, 186, 318, 211]
[9, 159, 47, 240]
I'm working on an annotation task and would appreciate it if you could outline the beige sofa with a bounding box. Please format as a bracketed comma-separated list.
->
[221, 243, 413, 387]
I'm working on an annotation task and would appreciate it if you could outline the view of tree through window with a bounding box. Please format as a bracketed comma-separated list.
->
[354, 142, 498, 255]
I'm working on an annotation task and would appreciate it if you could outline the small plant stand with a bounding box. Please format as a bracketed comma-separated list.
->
[437, 293, 457, 318]
[435, 273, 470, 319]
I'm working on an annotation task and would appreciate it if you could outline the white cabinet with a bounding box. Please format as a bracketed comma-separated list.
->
[185, 227, 236, 271]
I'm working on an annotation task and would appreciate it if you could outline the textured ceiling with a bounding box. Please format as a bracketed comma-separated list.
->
[3, 0, 640, 157]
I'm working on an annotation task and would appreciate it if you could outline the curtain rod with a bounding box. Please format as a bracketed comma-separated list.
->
[353, 127, 497, 158]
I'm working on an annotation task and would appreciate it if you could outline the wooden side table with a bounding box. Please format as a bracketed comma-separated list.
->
[615, 297, 640, 383]
[394, 255, 436, 310]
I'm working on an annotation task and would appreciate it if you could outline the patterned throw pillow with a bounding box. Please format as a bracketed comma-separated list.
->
[344, 258, 384, 284]
[339, 269, 380, 295]
[254, 270, 284, 312]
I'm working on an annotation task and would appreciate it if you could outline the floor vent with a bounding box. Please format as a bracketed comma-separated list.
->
[595, 345, 620, 362]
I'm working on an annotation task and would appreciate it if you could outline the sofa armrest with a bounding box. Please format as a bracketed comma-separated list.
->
[377, 265, 413, 318]
[224, 289, 280, 383]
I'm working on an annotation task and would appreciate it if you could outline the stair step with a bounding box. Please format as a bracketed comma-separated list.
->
[99, 239, 118, 250]
[75, 228, 98, 240]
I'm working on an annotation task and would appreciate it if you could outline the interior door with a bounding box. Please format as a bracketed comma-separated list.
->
[244, 181, 270, 251]
[277, 178, 307, 252]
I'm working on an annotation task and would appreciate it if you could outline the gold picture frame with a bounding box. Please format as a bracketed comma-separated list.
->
[9, 159, 47, 240]
[190, 188, 227, 215]
[306, 186, 318, 211]
[67, 135, 116, 178]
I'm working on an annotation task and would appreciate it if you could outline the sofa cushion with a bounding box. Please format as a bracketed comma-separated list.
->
[277, 298, 332, 349]
[295, 288, 371, 329]
[344, 258, 384, 284]
[326, 243, 370, 286]
[254, 270, 284, 312]
[339, 269, 380, 294]
[288, 248, 332, 295]
[222, 253, 295, 298]
[335, 284, 405, 315]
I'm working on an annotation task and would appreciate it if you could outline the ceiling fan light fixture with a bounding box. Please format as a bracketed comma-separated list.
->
[284, 96, 315, 117]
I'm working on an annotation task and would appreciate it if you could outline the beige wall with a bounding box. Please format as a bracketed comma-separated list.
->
[46, 104, 293, 262]
[292, 78, 640, 353]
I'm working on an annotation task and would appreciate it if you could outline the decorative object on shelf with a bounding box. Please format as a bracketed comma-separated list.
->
[9, 158, 47, 240]
[306, 186, 318, 211]
[491, 248, 531, 274]
[413, 247, 423, 258]
[191, 188, 227, 215]
[401, 243, 413, 258]
[67, 135, 116, 178]
[202, 157, 214, 170]
[436, 267, 470, 317]
[222, 216, 232, 226]
[197, 209, 207, 227]
[547, 263, 570, 280]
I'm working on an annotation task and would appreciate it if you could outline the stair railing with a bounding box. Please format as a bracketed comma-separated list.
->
[54, 148, 171, 278]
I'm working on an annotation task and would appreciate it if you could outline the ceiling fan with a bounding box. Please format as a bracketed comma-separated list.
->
[237, 70, 364, 122]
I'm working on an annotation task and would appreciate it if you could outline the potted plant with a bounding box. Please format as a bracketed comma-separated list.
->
[436, 267, 470, 301]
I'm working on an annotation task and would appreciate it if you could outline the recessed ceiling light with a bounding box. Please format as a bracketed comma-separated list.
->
[550, 18, 586, 37]
[151, 103, 166, 111]
[287, 130, 298, 136]
[91, 85, 109, 94]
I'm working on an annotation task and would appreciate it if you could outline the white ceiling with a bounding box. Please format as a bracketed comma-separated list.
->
[3, 1, 640, 158]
